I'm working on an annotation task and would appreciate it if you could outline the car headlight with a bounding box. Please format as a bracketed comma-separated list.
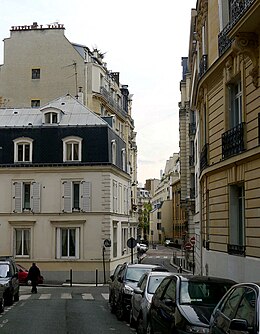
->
[186, 325, 209, 334]
[123, 285, 134, 295]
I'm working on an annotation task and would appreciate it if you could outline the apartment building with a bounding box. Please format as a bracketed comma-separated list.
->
[0, 21, 137, 222]
[182, 0, 260, 282]
[0, 94, 135, 283]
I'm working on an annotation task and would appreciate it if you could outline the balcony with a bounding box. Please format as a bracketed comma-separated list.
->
[222, 123, 246, 159]
[189, 122, 196, 136]
[228, 244, 246, 256]
[199, 55, 208, 78]
[218, 0, 256, 56]
[100, 86, 128, 117]
[200, 143, 209, 171]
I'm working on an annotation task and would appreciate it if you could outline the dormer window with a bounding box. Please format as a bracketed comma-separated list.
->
[63, 136, 82, 162]
[45, 112, 58, 124]
[13, 138, 33, 163]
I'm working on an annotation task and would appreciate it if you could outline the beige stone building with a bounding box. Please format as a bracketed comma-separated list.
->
[182, 0, 260, 282]
[0, 23, 138, 282]
[149, 154, 180, 244]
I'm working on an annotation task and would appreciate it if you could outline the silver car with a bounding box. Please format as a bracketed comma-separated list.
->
[130, 270, 171, 333]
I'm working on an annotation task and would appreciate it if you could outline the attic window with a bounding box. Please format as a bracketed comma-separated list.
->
[45, 112, 58, 124]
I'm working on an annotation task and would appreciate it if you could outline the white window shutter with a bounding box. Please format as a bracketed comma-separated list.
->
[32, 182, 41, 213]
[81, 181, 91, 212]
[63, 181, 72, 212]
[13, 182, 22, 213]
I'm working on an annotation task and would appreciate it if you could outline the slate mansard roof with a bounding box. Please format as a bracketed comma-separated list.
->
[0, 95, 126, 169]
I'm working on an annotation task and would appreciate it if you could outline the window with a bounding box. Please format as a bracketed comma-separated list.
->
[15, 229, 30, 257]
[56, 227, 80, 259]
[62, 180, 91, 213]
[121, 149, 126, 171]
[113, 222, 118, 258]
[31, 100, 40, 108]
[32, 68, 40, 79]
[229, 184, 245, 247]
[111, 139, 117, 165]
[218, 0, 231, 30]
[44, 112, 58, 124]
[63, 136, 82, 162]
[113, 180, 118, 213]
[13, 138, 33, 163]
[228, 79, 242, 129]
[13, 181, 41, 213]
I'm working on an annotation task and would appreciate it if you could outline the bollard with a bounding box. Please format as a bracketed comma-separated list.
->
[70, 269, 72, 287]
[96, 269, 98, 287]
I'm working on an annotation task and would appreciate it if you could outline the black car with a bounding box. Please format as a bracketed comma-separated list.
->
[109, 262, 168, 321]
[0, 256, 20, 306]
[209, 282, 260, 334]
[147, 274, 236, 334]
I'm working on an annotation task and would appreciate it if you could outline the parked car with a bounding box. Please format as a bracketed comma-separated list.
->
[109, 262, 168, 321]
[164, 239, 174, 247]
[209, 282, 260, 334]
[16, 264, 44, 285]
[108, 263, 123, 308]
[0, 256, 20, 306]
[130, 270, 171, 333]
[147, 274, 236, 334]
[137, 243, 148, 253]
[0, 282, 4, 313]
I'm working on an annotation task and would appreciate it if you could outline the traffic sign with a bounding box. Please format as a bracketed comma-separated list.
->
[190, 236, 195, 245]
[185, 242, 192, 250]
[104, 239, 111, 247]
[127, 237, 137, 249]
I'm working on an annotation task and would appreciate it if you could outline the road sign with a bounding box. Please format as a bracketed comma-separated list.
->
[127, 237, 137, 249]
[104, 239, 111, 247]
[185, 242, 192, 250]
[190, 236, 195, 245]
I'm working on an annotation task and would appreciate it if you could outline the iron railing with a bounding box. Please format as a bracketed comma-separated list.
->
[200, 143, 209, 171]
[222, 122, 245, 159]
[199, 54, 208, 78]
[100, 86, 128, 117]
[218, 0, 256, 56]
[228, 244, 246, 256]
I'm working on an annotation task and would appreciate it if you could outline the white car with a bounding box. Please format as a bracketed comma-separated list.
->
[137, 243, 148, 253]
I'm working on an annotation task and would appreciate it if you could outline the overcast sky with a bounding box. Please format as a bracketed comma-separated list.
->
[0, 0, 196, 185]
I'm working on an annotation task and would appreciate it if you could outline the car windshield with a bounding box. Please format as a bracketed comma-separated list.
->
[0, 263, 11, 278]
[126, 267, 153, 282]
[180, 281, 233, 305]
[147, 276, 166, 294]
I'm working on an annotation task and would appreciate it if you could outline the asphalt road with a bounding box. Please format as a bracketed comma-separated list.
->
[0, 285, 135, 334]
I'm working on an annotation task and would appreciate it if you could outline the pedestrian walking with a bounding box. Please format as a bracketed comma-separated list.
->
[27, 262, 41, 294]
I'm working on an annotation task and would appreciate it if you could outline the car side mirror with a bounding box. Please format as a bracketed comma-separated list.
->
[229, 318, 248, 331]
[164, 298, 176, 308]
[134, 287, 143, 295]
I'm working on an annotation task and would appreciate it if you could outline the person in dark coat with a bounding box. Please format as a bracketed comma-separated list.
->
[28, 263, 41, 293]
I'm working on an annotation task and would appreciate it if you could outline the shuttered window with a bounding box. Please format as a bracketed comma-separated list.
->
[13, 181, 41, 213]
[62, 180, 92, 212]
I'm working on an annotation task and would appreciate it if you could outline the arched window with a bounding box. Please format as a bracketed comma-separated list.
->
[44, 111, 58, 124]
[111, 139, 117, 165]
[13, 137, 33, 163]
[62, 136, 82, 162]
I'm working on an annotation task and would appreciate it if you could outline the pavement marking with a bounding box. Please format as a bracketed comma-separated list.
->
[82, 293, 94, 300]
[102, 293, 109, 300]
[61, 293, 72, 299]
[39, 294, 51, 299]
[20, 295, 31, 300]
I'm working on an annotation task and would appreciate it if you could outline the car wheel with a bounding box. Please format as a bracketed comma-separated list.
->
[146, 320, 154, 334]
[129, 307, 136, 328]
[0, 298, 4, 313]
[115, 300, 125, 321]
[136, 314, 144, 334]
[109, 295, 116, 314]
[14, 290, 19, 302]
[4, 292, 13, 306]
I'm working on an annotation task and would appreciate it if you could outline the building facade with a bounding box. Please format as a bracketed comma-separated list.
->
[182, 0, 260, 282]
[0, 95, 136, 283]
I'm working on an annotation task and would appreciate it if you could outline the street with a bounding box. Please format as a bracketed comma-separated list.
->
[0, 246, 177, 333]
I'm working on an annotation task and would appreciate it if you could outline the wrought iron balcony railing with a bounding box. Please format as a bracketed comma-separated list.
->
[200, 143, 209, 171]
[228, 244, 246, 256]
[199, 55, 208, 78]
[218, 0, 256, 56]
[222, 122, 245, 159]
[100, 86, 128, 117]
[189, 122, 196, 135]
